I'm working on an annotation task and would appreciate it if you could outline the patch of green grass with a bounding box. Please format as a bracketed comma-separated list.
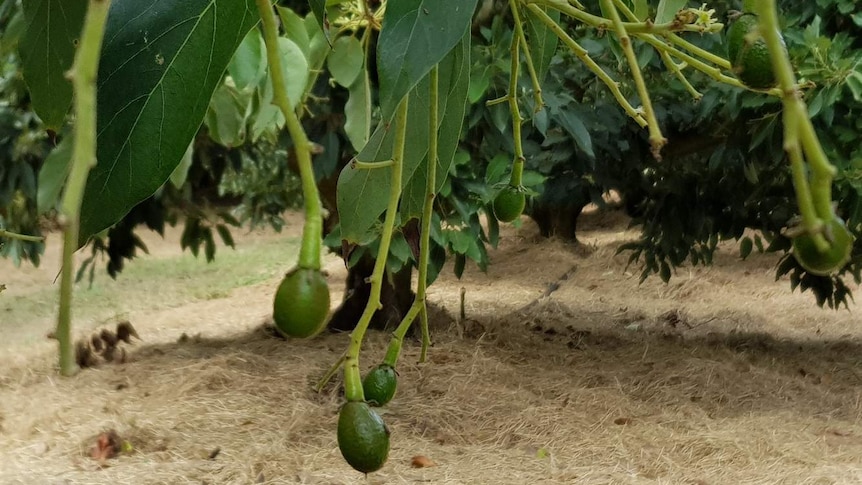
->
[0, 236, 299, 347]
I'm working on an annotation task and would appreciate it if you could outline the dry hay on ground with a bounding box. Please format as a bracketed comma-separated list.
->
[2, 210, 862, 484]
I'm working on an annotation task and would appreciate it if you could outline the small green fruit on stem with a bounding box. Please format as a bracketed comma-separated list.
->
[341, 97, 410, 404]
[754, 0, 846, 262]
[726, 13, 779, 90]
[362, 364, 397, 406]
[256, 0, 331, 334]
[493, 185, 526, 223]
[273, 268, 330, 338]
[792, 216, 854, 276]
[335, 98, 409, 476]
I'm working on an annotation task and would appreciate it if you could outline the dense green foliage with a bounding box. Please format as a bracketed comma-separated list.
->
[617, 0, 862, 307]
[0, 1, 47, 266]
[463, 0, 862, 307]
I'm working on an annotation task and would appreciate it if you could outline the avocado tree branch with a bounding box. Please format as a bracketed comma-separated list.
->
[633, 31, 782, 96]
[527, 0, 723, 34]
[382, 65, 441, 367]
[0, 229, 44, 243]
[507, 0, 526, 185]
[256, 0, 324, 270]
[755, 0, 833, 250]
[512, 2, 544, 111]
[341, 97, 409, 402]
[601, 0, 665, 158]
[610, 0, 701, 100]
[526, 4, 647, 128]
[56, 0, 112, 377]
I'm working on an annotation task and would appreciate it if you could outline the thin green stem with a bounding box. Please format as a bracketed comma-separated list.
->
[755, 0, 833, 249]
[601, 0, 665, 158]
[342, 98, 409, 402]
[383, 302, 422, 367]
[485, 96, 509, 107]
[797, 103, 836, 219]
[257, 0, 323, 270]
[0, 229, 44, 243]
[609, 0, 637, 23]
[610, 0, 700, 100]
[658, 49, 701, 100]
[417, 65, 438, 362]
[785, 116, 825, 248]
[418, 305, 430, 363]
[358, 27, 373, 143]
[532, 0, 775, 96]
[633, 31, 782, 96]
[666, 33, 731, 71]
[609, 0, 725, 69]
[381, 64, 441, 368]
[508, 0, 525, 186]
[351, 159, 393, 169]
[518, 34, 545, 111]
[614, 0, 730, 73]
[528, 0, 723, 34]
[56, 0, 112, 377]
[315, 353, 346, 393]
[511, 1, 544, 111]
[526, 4, 646, 127]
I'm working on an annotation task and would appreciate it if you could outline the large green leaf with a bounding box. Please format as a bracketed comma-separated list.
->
[228, 27, 266, 91]
[204, 82, 250, 147]
[328, 35, 363, 87]
[376, 0, 478, 121]
[633, 0, 649, 20]
[336, 128, 413, 244]
[247, 36, 310, 143]
[307, 0, 328, 40]
[401, 34, 470, 220]
[277, 6, 309, 60]
[344, 68, 371, 151]
[337, 36, 470, 243]
[556, 110, 595, 158]
[524, 6, 559, 86]
[18, 0, 87, 129]
[37, 136, 73, 214]
[78, 0, 259, 245]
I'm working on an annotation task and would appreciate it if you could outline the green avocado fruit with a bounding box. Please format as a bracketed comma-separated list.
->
[337, 401, 390, 473]
[363, 364, 398, 407]
[726, 13, 780, 90]
[792, 216, 854, 276]
[272, 268, 330, 338]
[493, 185, 526, 223]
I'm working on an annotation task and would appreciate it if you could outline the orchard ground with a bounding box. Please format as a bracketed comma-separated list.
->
[1, 208, 862, 484]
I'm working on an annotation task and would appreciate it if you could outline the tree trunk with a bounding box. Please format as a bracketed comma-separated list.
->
[327, 252, 415, 332]
[527, 184, 592, 241]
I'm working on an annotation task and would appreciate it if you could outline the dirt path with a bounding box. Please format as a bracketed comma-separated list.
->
[1, 210, 861, 484]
